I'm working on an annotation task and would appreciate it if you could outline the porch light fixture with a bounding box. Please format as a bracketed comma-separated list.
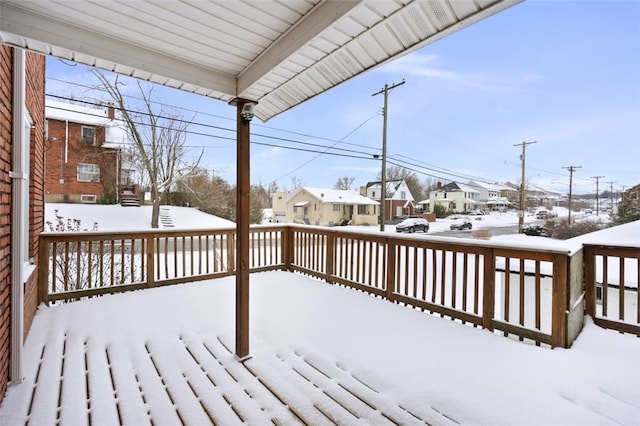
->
[241, 102, 256, 122]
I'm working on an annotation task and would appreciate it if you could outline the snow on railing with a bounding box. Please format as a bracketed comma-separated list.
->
[39, 224, 587, 348]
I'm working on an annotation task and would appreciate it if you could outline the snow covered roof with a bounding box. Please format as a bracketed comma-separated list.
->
[295, 187, 378, 205]
[436, 182, 479, 193]
[46, 99, 130, 149]
[467, 180, 508, 191]
[46, 99, 111, 126]
[486, 196, 512, 205]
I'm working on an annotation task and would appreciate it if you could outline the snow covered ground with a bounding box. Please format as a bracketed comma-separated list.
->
[45, 203, 235, 231]
[4, 204, 635, 424]
[2, 271, 639, 425]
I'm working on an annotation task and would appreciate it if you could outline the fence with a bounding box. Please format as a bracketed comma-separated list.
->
[40, 225, 590, 348]
[584, 244, 640, 336]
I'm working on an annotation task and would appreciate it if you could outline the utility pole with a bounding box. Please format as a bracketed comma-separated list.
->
[372, 79, 405, 232]
[513, 140, 536, 233]
[591, 175, 604, 215]
[606, 181, 616, 214]
[562, 165, 581, 224]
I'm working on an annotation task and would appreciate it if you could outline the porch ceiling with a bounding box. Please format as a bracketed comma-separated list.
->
[0, 0, 522, 121]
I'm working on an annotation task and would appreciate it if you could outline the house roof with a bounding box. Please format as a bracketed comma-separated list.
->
[467, 180, 509, 192]
[293, 187, 378, 205]
[435, 181, 479, 193]
[365, 180, 410, 198]
[1, 0, 522, 122]
[46, 100, 111, 126]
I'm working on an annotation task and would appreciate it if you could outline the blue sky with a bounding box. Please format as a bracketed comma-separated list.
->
[46, 0, 639, 195]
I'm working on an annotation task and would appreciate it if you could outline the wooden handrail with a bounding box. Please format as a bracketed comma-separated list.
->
[38, 224, 607, 348]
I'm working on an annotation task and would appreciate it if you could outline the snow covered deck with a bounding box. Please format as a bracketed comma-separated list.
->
[2, 271, 639, 425]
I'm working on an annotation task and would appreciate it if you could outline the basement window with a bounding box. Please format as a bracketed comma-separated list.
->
[80, 194, 97, 203]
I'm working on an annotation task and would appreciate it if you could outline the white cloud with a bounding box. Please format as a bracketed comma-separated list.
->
[379, 52, 521, 92]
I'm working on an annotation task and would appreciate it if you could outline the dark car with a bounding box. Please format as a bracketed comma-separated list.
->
[450, 219, 472, 230]
[395, 218, 429, 233]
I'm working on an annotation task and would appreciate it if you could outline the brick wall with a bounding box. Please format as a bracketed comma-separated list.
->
[45, 118, 118, 203]
[0, 44, 13, 403]
[25, 51, 45, 334]
[0, 46, 45, 401]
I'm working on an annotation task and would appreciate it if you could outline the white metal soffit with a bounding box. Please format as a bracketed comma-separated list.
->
[0, 0, 522, 122]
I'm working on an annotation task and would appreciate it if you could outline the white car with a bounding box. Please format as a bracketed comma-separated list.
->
[536, 210, 558, 219]
[395, 218, 429, 233]
[468, 210, 485, 216]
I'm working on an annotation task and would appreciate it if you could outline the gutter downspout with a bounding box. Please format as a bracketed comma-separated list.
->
[9, 48, 28, 384]
[65, 119, 68, 163]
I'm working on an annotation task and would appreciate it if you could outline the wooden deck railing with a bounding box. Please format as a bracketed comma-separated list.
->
[584, 244, 640, 336]
[38, 226, 286, 303]
[39, 224, 588, 348]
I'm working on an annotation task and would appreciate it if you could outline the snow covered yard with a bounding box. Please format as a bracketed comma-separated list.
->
[1, 271, 639, 425]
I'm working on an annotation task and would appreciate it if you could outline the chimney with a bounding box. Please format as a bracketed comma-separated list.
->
[107, 102, 115, 120]
[437, 181, 442, 189]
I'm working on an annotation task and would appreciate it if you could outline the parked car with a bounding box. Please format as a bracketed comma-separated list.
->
[450, 219, 472, 230]
[395, 217, 429, 233]
[468, 210, 485, 216]
[536, 210, 558, 219]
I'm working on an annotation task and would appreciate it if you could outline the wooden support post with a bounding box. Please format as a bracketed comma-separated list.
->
[325, 231, 335, 284]
[482, 248, 495, 330]
[385, 240, 396, 301]
[283, 226, 294, 272]
[233, 99, 253, 360]
[583, 245, 596, 319]
[37, 235, 50, 306]
[146, 235, 155, 288]
[551, 253, 569, 348]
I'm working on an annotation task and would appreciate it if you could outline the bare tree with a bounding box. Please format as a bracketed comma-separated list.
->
[333, 176, 355, 190]
[290, 176, 303, 190]
[94, 71, 203, 228]
[378, 166, 424, 200]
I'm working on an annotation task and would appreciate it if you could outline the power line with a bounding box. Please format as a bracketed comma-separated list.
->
[46, 76, 526, 185]
[46, 95, 494, 184]
[48, 89, 567, 187]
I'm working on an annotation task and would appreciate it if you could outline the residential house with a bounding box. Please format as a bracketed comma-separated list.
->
[45, 99, 134, 204]
[467, 180, 512, 211]
[361, 179, 415, 222]
[429, 181, 480, 214]
[0, 46, 45, 400]
[272, 187, 378, 226]
[504, 181, 562, 209]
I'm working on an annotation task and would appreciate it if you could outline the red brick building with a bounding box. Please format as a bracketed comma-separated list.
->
[45, 100, 130, 204]
[0, 46, 45, 400]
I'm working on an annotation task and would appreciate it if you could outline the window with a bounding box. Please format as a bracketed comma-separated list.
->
[77, 163, 100, 182]
[333, 204, 341, 212]
[400, 191, 406, 199]
[372, 191, 376, 198]
[82, 126, 96, 144]
[357, 205, 367, 214]
[80, 194, 97, 203]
